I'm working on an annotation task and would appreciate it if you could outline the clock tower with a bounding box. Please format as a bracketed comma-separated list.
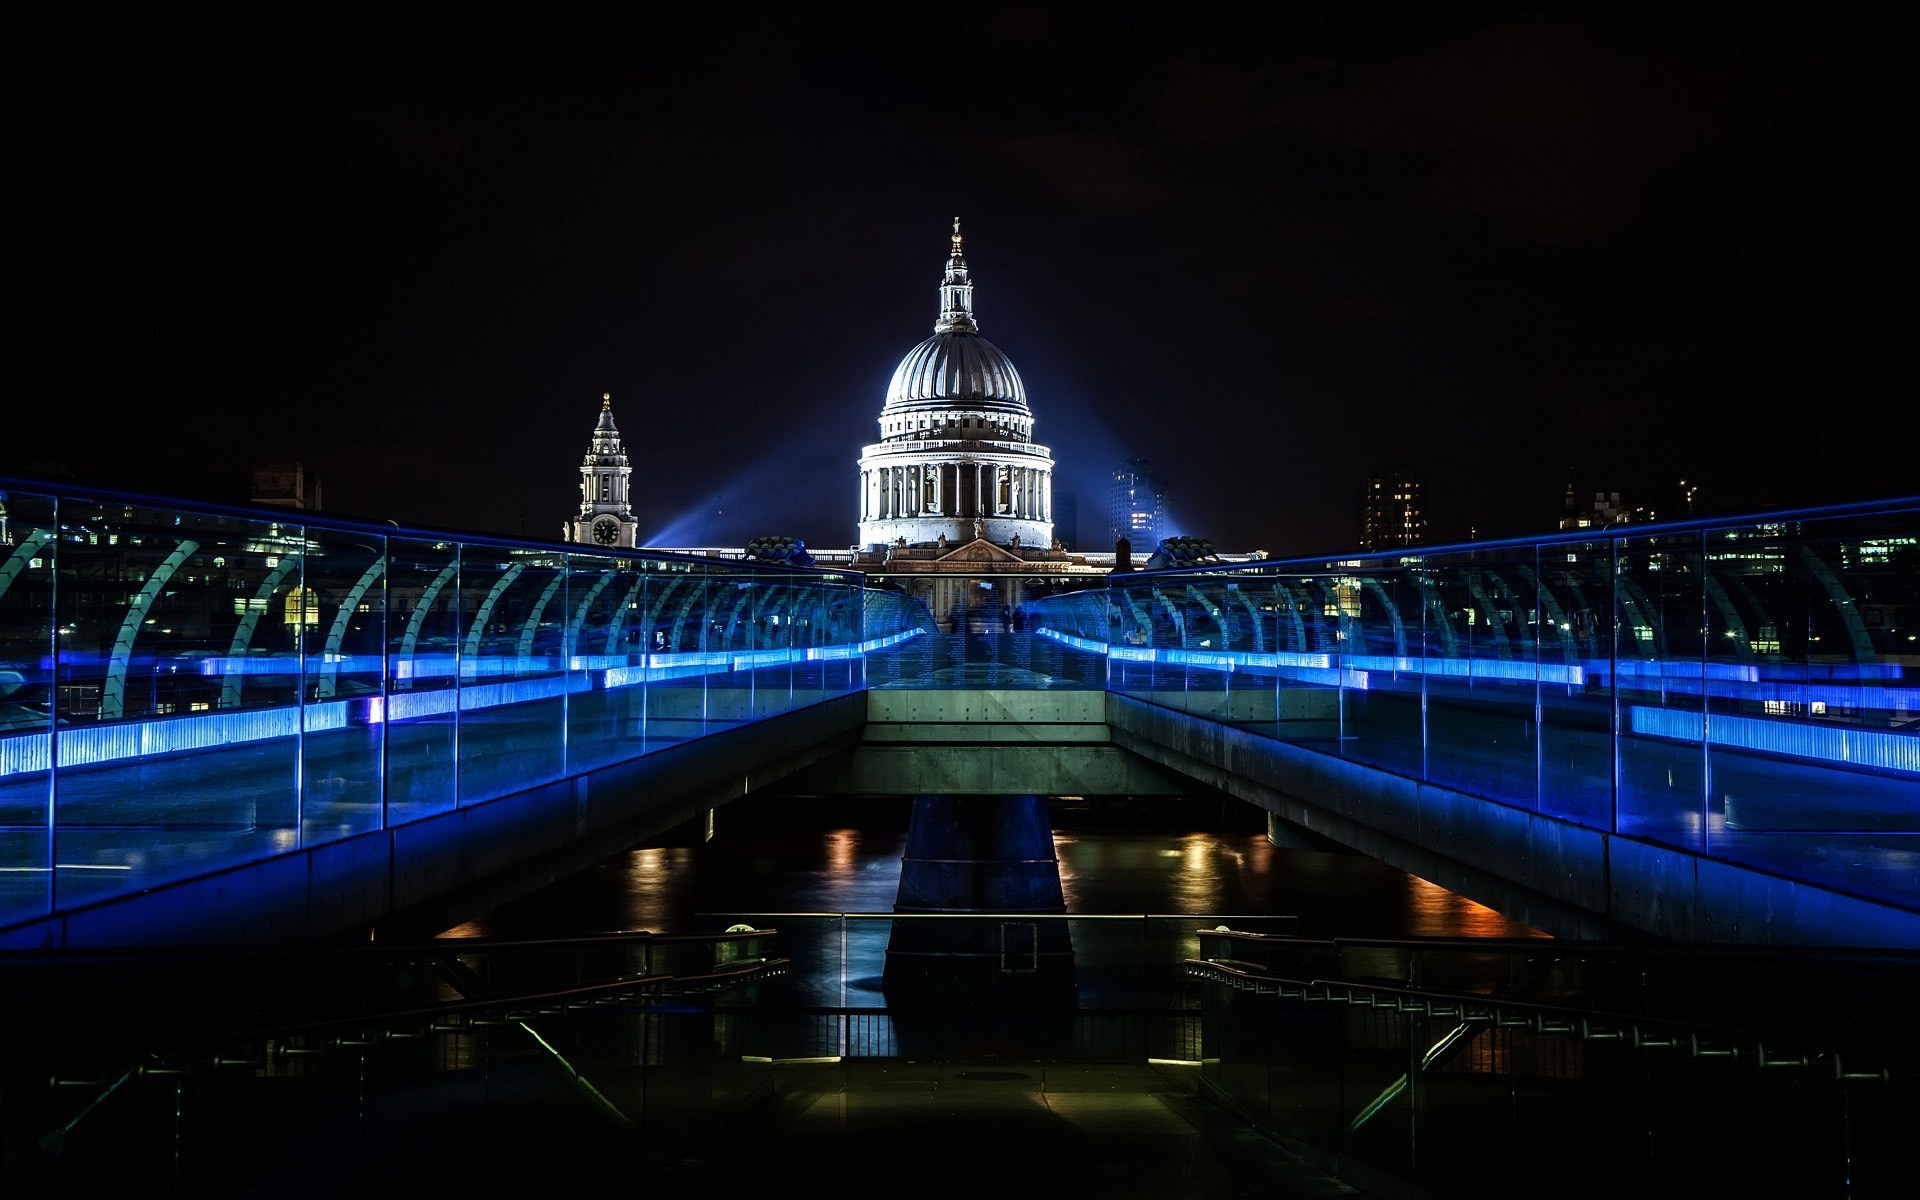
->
[567, 393, 639, 549]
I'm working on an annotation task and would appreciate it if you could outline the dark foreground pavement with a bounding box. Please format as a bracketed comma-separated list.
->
[632, 1059, 1375, 1199]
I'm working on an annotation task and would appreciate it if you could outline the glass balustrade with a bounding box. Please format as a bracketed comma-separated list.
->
[0, 479, 933, 927]
[1026, 496, 1920, 913]
[5, 476, 1913, 934]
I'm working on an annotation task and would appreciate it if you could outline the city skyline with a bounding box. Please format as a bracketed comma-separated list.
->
[13, 5, 1914, 556]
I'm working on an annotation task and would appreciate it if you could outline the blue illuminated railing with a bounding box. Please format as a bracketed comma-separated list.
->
[1026, 496, 1920, 915]
[0, 478, 933, 928]
[6, 475, 1913, 935]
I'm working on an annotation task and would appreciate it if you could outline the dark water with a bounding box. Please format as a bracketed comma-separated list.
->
[442, 795, 1544, 1008]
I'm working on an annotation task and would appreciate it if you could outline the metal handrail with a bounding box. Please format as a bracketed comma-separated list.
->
[1183, 958, 1914, 1082]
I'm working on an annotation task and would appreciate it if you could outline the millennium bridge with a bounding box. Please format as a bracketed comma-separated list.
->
[2, 478, 1911, 947]
[0, 475, 1914, 1197]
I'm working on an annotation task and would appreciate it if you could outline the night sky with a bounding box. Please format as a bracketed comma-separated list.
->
[14, 4, 1916, 556]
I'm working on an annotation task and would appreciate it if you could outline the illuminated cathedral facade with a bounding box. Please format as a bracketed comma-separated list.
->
[857, 220, 1056, 552]
[849, 222, 1097, 629]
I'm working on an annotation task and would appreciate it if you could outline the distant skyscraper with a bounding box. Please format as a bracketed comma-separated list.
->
[1109, 458, 1169, 551]
[1359, 464, 1426, 551]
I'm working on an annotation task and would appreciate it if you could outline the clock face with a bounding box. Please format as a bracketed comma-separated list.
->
[592, 517, 619, 546]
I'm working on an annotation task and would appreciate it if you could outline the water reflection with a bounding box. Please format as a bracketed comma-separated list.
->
[445, 799, 1545, 948]
[1403, 871, 1538, 939]
[618, 846, 693, 931]
[1175, 835, 1220, 912]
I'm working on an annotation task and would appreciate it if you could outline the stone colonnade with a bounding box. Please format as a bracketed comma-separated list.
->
[860, 461, 1051, 523]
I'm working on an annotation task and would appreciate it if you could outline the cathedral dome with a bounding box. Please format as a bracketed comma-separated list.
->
[878, 219, 1031, 422]
[883, 331, 1029, 417]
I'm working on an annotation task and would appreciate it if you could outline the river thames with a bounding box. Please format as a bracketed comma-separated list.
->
[442, 793, 1546, 1014]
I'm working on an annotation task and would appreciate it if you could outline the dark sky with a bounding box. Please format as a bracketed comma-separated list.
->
[14, 4, 1916, 555]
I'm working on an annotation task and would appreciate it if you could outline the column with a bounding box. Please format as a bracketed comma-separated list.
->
[883, 794, 1075, 1004]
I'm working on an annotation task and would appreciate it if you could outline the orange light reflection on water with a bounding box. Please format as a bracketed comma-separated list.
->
[816, 828, 872, 911]
[1174, 833, 1224, 913]
[1403, 872, 1548, 939]
[617, 846, 693, 931]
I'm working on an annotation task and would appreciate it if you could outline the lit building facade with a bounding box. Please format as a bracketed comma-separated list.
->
[1108, 458, 1169, 551]
[565, 394, 639, 548]
[1359, 463, 1427, 551]
[857, 221, 1055, 552]
[848, 222, 1105, 631]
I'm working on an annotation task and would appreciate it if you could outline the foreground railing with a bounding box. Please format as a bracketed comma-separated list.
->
[0, 928, 788, 1195]
[0, 477, 933, 929]
[1025, 495, 1920, 914]
[8, 917, 1910, 1196]
[1188, 929, 1920, 1199]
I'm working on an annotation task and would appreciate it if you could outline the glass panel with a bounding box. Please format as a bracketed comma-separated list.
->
[1104, 577, 1152, 697]
[704, 559, 760, 732]
[1198, 576, 1264, 730]
[1148, 582, 1188, 703]
[1165, 577, 1219, 718]
[455, 544, 567, 806]
[1419, 548, 1539, 807]
[563, 548, 647, 775]
[300, 525, 387, 844]
[1532, 539, 1615, 826]
[1340, 560, 1423, 776]
[385, 535, 459, 824]
[1614, 528, 1707, 849]
[790, 575, 846, 704]
[744, 571, 796, 722]
[53, 498, 302, 909]
[645, 559, 710, 748]
[0, 488, 57, 926]
[1701, 513, 1920, 902]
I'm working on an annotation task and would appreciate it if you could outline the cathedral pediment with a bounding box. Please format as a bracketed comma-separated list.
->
[938, 538, 1024, 564]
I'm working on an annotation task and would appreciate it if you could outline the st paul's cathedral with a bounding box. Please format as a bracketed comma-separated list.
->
[567, 221, 1111, 631]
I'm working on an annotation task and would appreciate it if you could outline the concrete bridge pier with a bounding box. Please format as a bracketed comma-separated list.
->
[882, 794, 1077, 1004]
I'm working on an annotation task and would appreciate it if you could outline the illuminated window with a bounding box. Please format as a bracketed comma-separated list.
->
[284, 588, 320, 629]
